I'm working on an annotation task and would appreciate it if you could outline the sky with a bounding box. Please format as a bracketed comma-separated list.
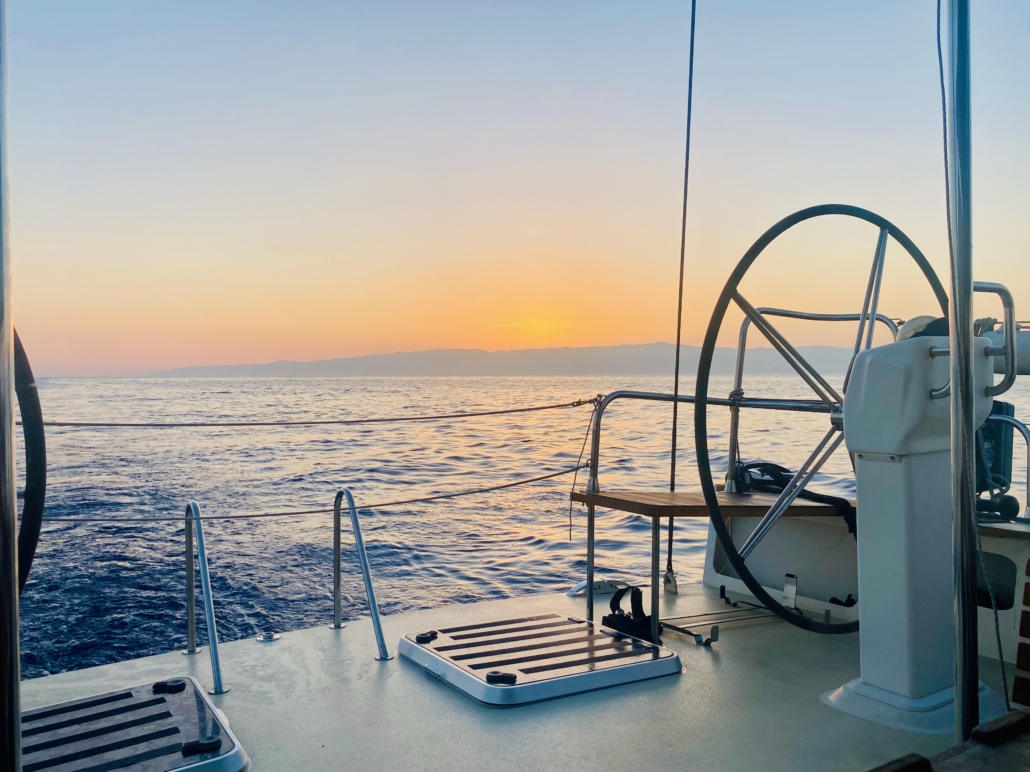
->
[6, 1, 1029, 376]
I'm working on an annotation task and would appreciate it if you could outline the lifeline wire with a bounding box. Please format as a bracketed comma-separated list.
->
[938, 0, 1009, 711]
[39, 463, 588, 524]
[31, 398, 599, 429]
[667, 0, 698, 574]
[568, 398, 601, 540]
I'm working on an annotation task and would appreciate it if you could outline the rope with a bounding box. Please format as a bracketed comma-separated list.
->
[30, 398, 599, 429]
[668, 0, 698, 575]
[38, 464, 589, 524]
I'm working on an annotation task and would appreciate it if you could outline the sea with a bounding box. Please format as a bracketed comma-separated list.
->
[18, 374, 1030, 679]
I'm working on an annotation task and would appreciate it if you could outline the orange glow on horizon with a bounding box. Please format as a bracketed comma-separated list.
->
[8, 2, 1028, 376]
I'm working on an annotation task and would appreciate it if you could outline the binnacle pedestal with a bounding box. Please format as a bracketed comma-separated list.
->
[821, 336, 1005, 734]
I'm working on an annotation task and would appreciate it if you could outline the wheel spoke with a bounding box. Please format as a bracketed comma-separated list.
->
[843, 227, 888, 392]
[733, 292, 844, 406]
[737, 427, 844, 560]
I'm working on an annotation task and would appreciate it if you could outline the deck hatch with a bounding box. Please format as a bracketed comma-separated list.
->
[21, 676, 248, 771]
[399, 613, 681, 706]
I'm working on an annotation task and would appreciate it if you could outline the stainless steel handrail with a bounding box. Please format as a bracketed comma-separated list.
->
[587, 391, 830, 494]
[186, 501, 227, 695]
[183, 514, 199, 655]
[726, 307, 897, 491]
[733, 294, 843, 407]
[977, 282, 1018, 397]
[334, 489, 392, 661]
[930, 280, 1017, 400]
[583, 389, 829, 625]
[332, 494, 346, 631]
[986, 414, 1030, 518]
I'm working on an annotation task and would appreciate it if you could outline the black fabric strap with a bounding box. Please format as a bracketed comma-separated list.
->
[737, 462, 857, 537]
[629, 587, 646, 621]
[609, 586, 632, 615]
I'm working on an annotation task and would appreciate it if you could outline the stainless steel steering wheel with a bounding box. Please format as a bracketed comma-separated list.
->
[693, 204, 948, 634]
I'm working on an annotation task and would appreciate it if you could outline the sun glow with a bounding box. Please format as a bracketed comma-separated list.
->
[8, 2, 1028, 375]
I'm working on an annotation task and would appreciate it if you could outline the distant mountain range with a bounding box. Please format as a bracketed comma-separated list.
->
[153, 342, 854, 377]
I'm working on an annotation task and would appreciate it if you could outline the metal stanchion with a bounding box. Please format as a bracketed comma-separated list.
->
[188, 502, 228, 694]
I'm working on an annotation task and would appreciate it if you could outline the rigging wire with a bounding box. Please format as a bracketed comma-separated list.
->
[667, 0, 698, 577]
[37, 463, 588, 524]
[937, 0, 1009, 712]
[568, 397, 601, 540]
[28, 398, 599, 429]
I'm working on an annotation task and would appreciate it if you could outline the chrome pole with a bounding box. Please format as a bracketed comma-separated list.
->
[332, 492, 345, 629]
[586, 504, 595, 622]
[338, 489, 392, 660]
[183, 515, 197, 654]
[0, 0, 20, 764]
[189, 502, 227, 694]
[586, 406, 601, 622]
[650, 517, 660, 641]
[945, 0, 978, 741]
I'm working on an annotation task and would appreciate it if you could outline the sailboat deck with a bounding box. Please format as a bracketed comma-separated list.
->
[21, 584, 1010, 772]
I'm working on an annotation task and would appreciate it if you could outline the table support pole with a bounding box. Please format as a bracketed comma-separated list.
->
[586, 504, 595, 622]
[651, 516, 660, 641]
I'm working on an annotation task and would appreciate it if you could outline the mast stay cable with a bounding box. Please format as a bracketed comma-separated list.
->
[667, 0, 699, 581]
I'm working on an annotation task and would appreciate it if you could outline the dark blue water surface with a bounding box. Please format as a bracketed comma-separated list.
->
[18, 375, 1030, 679]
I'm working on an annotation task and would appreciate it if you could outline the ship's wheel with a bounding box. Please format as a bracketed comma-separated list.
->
[693, 204, 948, 634]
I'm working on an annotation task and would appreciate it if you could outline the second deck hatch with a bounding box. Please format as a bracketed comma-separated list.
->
[398, 613, 681, 706]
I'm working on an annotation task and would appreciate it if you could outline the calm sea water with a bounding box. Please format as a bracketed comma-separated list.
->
[18, 375, 1030, 679]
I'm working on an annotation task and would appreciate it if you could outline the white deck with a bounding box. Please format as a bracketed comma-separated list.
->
[21, 584, 1005, 771]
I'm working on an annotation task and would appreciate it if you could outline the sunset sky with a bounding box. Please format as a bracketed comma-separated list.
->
[7, 1, 1029, 376]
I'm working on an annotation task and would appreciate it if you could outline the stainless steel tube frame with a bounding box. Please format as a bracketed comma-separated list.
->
[584, 389, 831, 621]
[726, 308, 897, 490]
[929, 281, 1017, 400]
[187, 502, 228, 695]
[183, 516, 198, 654]
[335, 489, 392, 661]
[975, 281, 1017, 397]
[986, 414, 1030, 517]
[332, 495, 346, 630]
[733, 293, 843, 407]
[587, 391, 831, 494]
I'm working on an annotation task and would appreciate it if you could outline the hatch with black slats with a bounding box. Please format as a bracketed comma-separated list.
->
[21, 676, 247, 772]
[398, 613, 681, 706]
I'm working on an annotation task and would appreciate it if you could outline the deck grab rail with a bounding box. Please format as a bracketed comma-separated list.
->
[184, 501, 228, 695]
[184, 489, 395, 671]
[334, 488, 392, 660]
